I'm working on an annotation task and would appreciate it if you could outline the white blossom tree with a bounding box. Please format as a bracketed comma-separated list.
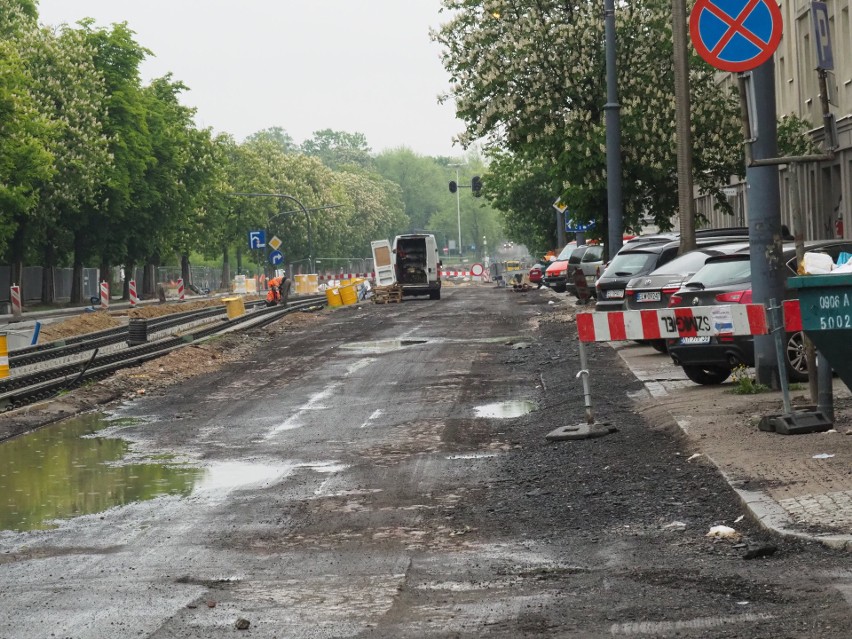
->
[433, 0, 743, 242]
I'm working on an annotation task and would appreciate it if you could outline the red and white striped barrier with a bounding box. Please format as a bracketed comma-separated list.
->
[129, 280, 138, 307]
[441, 270, 472, 278]
[177, 278, 185, 301]
[317, 272, 374, 282]
[100, 281, 110, 310]
[10, 284, 21, 318]
[0, 333, 8, 379]
[576, 304, 769, 342]
[783, 299, 802, 331]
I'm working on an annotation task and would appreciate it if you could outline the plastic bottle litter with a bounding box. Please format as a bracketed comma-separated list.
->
[706, 525, 738, 539]
[812, 453, 835, 459]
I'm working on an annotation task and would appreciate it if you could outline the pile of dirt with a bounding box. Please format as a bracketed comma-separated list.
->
[124, 297, 261, 320]
[39, 312, 123, 341]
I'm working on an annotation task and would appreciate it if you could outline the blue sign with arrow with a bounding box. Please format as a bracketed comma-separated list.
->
[566, 219, 596, 233]
[269, 250, 284, 266]
[249, 230, 266, 249]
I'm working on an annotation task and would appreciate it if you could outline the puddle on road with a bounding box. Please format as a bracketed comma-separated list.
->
[0, 413, 203, 532]
[340, 339, 429, 354]
[474, 400, 536, 419]
[340, 336, 527, 355]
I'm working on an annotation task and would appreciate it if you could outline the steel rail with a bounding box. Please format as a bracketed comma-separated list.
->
[0, 296, 325, 410]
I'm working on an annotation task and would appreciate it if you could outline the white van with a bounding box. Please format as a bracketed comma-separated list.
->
[371, 233, 442, 300]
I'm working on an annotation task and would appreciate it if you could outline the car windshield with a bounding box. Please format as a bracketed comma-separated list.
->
[687, 258, 752, 287]
[556, 244, 576, 260]
[650, 250, 718, 276]
[601, 252, 658, 277]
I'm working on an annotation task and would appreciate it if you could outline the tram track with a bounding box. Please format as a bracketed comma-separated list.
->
[0, 295, 326, 411]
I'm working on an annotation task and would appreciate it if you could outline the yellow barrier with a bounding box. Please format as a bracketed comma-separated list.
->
[295, 274, 319, 295]
[325, 288, 343, 307]
[222, 296, 246, 319]
[0, 333, 8, 379]
[340, 283, 358, 305]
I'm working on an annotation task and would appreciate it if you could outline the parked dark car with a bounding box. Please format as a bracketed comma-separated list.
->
[565, 244, 605, 297]
[624, 242, 752, 313]
[596, 228, 751, 312]
[666, 239, 852, 385]
[622, 242, 752, 352]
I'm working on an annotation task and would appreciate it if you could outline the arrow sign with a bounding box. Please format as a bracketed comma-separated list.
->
[690, 0, 783, 73]
[269, 250, 284, 266]
[249, 230, 266, 249]
[566, 219, 596, 233]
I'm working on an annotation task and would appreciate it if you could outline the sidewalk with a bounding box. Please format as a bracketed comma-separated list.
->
[613, 341, 852, 550]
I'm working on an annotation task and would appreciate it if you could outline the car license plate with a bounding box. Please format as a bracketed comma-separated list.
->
[680, 336, 710, 344]
[636, 292, 661, 302]
[606, 289, 624, 299]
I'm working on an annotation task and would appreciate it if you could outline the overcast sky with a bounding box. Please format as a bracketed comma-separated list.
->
[37, 0, 465, 158]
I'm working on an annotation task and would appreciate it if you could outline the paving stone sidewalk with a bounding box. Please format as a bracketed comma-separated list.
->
[612, 341, 852, 550]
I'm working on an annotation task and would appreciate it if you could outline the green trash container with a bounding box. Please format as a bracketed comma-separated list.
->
[787, 272, 852, 391]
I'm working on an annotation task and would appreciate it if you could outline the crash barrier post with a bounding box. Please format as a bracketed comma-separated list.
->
[129, 280, 138, 307]
[10, 284, 22, 319]
[565, 305, 769, 440]
[575, 304, 769, 343]
[100, 281, 109, 310]
[0, 333, 8, 379]
[177, 278, 185, 301]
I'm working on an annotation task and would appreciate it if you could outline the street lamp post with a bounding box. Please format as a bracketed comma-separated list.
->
[229, 193, 342, 274]
[448, 163, 464, 259]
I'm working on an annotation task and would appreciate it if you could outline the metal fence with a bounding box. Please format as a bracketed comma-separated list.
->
[0, 266, 100, 302]
[0, 264, 225, 303]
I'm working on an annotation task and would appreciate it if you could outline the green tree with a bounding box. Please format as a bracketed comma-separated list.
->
[245, 126, 298, 154]
[374, 147, 445, 231]
[434, 0, 743, 245]
[77, 21, 154, 295]
[0, 3, 55, 283]
[24, 24, 112, 303]
[302, 129, 373, 171]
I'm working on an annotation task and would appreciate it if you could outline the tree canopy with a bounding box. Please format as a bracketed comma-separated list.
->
[433, 0, 744, 247]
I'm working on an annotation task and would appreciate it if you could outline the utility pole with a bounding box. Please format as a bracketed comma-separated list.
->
[603, 0, 624, 260]
[746, 61, 785, 389]
[449, 163, 464, 259]
[672, 0, 696, 254]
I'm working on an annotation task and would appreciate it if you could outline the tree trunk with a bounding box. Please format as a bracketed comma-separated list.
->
[142, 261, 155, 298]
[99, 258, 111, 303]
[70, 231, 85, 305]
[9, 221, 26, 300]
[123, 261, 135, 300]
[41, 238, 57, 305]
[221, 245, 231, 289]
[181, 253, 191, 286]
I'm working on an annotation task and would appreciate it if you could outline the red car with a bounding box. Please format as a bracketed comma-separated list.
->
[528, 263, 545, 287]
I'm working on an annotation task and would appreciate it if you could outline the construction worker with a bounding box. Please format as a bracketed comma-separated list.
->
[265, 274, 292, 307]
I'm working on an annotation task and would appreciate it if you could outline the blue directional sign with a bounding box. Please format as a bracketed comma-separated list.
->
[811, 2, 834, 70]
[689, 0, 783, 73]
[249, 230, 266, 249]
[269, 250, 284, 266]
[566, 218, 596, 233]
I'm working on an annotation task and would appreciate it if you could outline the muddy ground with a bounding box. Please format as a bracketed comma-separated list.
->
[0, 302, 322, 441]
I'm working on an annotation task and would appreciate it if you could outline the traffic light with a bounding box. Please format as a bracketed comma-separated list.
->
[471, 175, 482, 197]
[449, 180, 457, 194]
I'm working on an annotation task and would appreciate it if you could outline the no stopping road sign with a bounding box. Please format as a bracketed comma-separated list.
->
[690, 0, 783, 72]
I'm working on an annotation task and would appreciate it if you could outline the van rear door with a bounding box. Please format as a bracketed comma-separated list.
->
[371, 240, 396, 286]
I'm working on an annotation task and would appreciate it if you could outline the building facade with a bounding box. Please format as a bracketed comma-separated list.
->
[697, 0, 851, 241]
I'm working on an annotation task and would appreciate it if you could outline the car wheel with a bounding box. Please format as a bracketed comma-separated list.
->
[650, 339, 668, 354]
[552, 285, 566, 293]
[429, 289, 441, 300]
[785, 331, 808, 382]
[682, 365, 731, 385]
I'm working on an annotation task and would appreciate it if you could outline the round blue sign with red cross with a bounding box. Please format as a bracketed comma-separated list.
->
[690, 0, 783, 73]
